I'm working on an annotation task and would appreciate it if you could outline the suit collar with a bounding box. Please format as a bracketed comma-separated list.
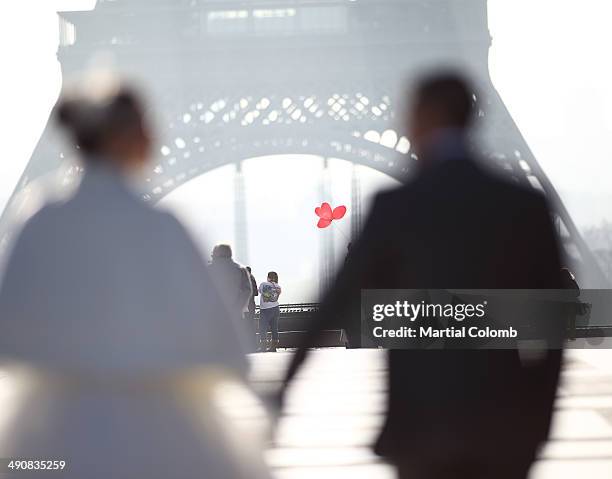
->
[417, 128, 474, 168]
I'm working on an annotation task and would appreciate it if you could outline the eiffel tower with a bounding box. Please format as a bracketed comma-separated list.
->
[1, 0, 607, 287]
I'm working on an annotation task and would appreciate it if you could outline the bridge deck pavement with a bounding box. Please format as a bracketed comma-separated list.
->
[249, 349, 612, 479]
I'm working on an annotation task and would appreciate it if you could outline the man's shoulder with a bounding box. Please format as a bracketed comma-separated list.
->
[224, 259, 246, 272]
[426, 159, 547, 203]
[371, 160, 550, 219]
[482, 168, 549, 209]
[369, 185, 408, 211]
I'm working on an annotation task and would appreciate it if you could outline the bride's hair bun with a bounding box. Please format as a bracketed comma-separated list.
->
[54, 74, 145, 155]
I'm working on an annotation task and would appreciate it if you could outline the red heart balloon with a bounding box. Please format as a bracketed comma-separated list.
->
[332, 205, 347, 220]
[315, 202, 347, 228]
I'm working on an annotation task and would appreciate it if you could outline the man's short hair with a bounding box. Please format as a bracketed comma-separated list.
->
[212, 244, 232, 259]
[413, 71, 475, 128]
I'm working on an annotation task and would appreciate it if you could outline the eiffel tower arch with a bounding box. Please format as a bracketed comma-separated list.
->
[1, 0, 608, 286]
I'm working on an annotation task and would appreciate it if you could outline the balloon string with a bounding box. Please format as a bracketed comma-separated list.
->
[334, 224, 350, 243]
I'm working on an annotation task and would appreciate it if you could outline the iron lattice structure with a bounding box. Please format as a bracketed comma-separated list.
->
[1, 0, 607, 286]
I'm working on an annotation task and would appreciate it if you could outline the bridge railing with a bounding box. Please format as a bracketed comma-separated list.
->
[254, 302, 319, 316]
[253, 302, 347, 347]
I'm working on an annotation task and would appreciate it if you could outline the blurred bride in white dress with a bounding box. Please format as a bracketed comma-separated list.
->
[0, 75, 271, 479]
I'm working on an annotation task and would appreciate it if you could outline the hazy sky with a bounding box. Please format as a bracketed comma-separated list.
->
[0, 0, 611, 302]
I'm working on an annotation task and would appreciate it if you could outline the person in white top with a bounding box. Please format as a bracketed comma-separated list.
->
[258, 271, 282, 352]
[0, 76, 270, 479]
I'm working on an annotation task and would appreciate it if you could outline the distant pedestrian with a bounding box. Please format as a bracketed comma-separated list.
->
[560, 267, 580, 340]
[244, 266, 259, 321]
[244, 266, 259, 348]
[209, 244, 252, 319]
[258, 272, 282, 352]
[208, 244, 253, 351]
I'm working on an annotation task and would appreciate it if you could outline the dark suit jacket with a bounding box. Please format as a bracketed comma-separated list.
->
[285, 154, 563, 462]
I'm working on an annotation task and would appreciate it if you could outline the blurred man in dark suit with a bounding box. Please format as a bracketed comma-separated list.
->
[281, 72, 563, 479]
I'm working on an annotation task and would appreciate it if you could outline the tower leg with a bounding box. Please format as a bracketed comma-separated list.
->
[233, 161, 248, 266]
[351, 163, 362, 242]
[319, 158, 335, 298]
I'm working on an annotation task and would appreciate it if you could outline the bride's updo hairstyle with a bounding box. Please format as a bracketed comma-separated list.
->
[55, 73, 149, 164]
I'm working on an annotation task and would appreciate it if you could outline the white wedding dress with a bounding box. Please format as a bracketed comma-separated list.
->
[0, 162, 270, 479]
